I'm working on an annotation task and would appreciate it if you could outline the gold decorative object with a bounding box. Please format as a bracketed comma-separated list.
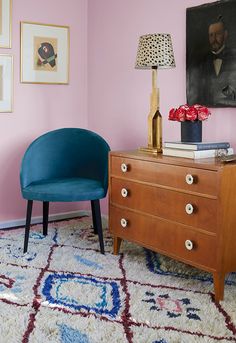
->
[135, 33, 175, 154]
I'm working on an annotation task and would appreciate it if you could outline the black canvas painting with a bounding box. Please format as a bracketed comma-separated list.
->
[186, 0, 236, 107]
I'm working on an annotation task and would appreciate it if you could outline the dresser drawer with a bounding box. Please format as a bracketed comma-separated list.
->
[110, 156, 219, 196]
[111, 178, 217, 233]
[109, 206, 217, 270]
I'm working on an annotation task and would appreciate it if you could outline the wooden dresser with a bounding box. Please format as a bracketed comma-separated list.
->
[108, 150, 236, 302]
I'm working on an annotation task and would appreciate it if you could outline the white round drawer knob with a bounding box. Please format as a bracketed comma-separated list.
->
[121, 188, 128, 198]
[185, 203, 194, 215]
[121, 163, 128, 173]
[120, 218, 128, 228]
[185, 239, 194, 250]
[186, 174, 194, 185]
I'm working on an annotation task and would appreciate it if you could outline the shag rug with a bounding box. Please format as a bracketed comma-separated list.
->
[0, 216, 236, 343]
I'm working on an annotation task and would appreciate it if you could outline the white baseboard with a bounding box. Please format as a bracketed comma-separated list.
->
[0, 211, 108, 230]
[0, 210, 91, 229]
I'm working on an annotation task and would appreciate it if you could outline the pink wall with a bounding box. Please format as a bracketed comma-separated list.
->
[88, 0, 236, 149]
[0, 0, 88, 222]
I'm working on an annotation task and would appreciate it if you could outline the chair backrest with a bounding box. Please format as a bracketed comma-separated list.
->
[20, 128, 110, 192]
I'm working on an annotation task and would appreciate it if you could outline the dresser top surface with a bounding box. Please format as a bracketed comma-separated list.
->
[110, 150, 236, 171]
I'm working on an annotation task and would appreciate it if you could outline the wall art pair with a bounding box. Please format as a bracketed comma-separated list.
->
[0, 0, 70, 113]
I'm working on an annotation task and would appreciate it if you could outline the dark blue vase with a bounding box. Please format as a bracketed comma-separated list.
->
[181, 120, 202, 143]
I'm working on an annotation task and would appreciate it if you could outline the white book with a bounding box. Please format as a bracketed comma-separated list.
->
[162, 147, 234, 159]
[164, 141, 230, 151]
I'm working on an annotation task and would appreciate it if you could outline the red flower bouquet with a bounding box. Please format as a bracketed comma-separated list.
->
[168, 104, 211, 122]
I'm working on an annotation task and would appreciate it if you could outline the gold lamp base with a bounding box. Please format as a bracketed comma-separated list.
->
[139, 146, 162, 154]
[140, 68, 162, 155]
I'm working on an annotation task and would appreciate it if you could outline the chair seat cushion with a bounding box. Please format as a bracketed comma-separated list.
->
[22, 177, 106, 202]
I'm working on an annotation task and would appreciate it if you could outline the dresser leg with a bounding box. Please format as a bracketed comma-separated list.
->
[113, 237, 122, 255]
[213, 272, 225, 302]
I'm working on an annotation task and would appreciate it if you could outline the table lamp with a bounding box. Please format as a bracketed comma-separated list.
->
[135, 33, 175, 153]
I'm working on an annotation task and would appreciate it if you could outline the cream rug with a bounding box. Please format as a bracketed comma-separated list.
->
[0, 216, 235, 343]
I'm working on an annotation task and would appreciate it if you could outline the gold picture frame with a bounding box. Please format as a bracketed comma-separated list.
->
[0, 0, 12, 48]
[20, 22, 70, 84]
[0, 54, 13, 112]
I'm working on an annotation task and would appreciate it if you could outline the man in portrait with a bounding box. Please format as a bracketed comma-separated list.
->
[186, 0, 236, 107]
[199, 16, 236, 106]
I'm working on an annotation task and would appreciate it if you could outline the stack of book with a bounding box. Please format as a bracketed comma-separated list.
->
[163, 141, 234, 159]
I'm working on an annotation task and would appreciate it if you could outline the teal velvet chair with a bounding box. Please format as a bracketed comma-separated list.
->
[20, 128, 110, 254]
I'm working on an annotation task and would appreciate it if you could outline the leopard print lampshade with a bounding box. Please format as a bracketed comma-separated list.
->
[135, 33, 175, 69]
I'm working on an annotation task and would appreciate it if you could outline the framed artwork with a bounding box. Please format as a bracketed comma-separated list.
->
[186, 0, 236, 108]
[21, 22, 70, 84]
[0, 54, 13, 112]
[0, 0, 12, 48]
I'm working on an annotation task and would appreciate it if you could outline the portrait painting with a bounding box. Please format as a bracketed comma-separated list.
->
[186, 0, 236, 107]
[0, 0, 11, 48]
[0, 54, 13, 112]
[21, 22, 69, 84]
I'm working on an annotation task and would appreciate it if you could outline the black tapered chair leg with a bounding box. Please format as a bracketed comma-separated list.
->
[23, 200, 33, 253]
[43, 201, 49, 236]
[91, 200, 97, 234]
[91, 199, 104, 254]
